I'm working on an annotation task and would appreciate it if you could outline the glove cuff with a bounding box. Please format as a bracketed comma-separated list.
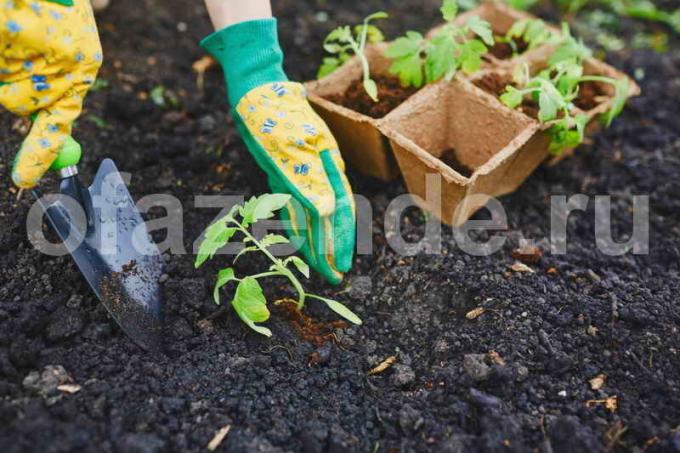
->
[200, 18, 288, 106]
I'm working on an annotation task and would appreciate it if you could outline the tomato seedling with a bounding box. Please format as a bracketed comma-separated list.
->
[318, 11, 389, 101]
[386, 0, 494, 88]
[195, 194, 362, 337]
[500, 25, 631, 154]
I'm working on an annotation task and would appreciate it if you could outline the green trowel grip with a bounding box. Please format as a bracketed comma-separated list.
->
[50, 137, 82, 171]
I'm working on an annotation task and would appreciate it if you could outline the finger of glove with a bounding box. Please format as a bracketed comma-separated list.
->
[319, 150, 355, 272]
[11, 80, 90, 188]
[280, 197, 344, 285]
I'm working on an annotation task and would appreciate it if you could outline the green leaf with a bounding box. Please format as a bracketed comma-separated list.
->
[574, 113, 589, 138]
[284, 256, 310, 278]
[385, 31, 424, 59]
[538, 91, 560, 122]
[324, 26, 353, 46]
[363, 78, 379, 101]
[426, 32, 458, 82]
[213, 268, 237, 304]
[466, 16, 494, 46]
[232, 277, 271, 336]
[459, 39, 487, 75]
[195, 222, 237, 268]
[241, 194, 291, 226]
[507, 0, 538, 10]
[500, 86, 524, 109]
[441, 0, 458, 22]
[604, 78, 630, 126]
[365, 11, 389, 21]
[390, 54, 424, 87]
[318, 57, 341, 78]
[253, 194, 291, 223]
[507, 18, 530, 40]
[234, 245, 258, 263]
[308, 295, 362, 325]
[355, 24, 385, 44]
[259, 233, 290, 249]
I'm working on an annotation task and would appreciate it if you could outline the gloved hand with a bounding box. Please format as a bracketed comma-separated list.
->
[201, 19, 355, 285]
[0, 0, 102, 188]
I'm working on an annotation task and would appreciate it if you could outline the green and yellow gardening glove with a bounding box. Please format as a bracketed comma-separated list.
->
[201, 19, 356, 285]
[0, 0, 102, 188]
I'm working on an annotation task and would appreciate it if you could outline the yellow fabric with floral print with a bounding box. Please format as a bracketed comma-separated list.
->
[0, 0, 102, 188]
[235, 82, 353, 217]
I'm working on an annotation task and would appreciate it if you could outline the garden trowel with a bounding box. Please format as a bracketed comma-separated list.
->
[32, 137, 164, 352]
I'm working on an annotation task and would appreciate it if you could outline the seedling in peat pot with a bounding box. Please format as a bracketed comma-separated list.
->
[318, 11, 389, 101]
[195, 194, 362, 337]
[500, 26, 631, 154]
[386, 0, 494, 88]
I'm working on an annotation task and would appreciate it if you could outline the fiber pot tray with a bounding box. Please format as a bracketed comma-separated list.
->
[306, 2, 639, 225]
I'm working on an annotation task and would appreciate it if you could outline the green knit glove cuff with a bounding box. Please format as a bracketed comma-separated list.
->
[199, 18, 288, 106]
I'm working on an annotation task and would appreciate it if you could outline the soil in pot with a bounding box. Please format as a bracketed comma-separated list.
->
[488, 36, 529, 60]
[574, 80, 608, 111]
[440, 148, 475, 178]
[326, 75, 419, 119]
[473, 73, 540, 119]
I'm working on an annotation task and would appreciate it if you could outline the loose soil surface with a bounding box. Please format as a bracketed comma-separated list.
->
[326, 75, 419, 119]
[1, 1, 679, 452]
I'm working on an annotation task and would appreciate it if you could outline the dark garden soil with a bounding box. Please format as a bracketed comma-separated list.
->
[1, 1, 679, 452]
[326, 75, 419, 119]
[440, 149, 475, 178]
[488, 37, 529, 60]
[473, 73, 542, 119]
[574, 81, 609, 111]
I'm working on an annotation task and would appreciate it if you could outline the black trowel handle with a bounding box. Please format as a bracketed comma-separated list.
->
[50, 136, 82, 179]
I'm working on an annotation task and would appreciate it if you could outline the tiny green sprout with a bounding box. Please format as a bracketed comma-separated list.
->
[386, 0, 494, 88]
[195, 194, 362, 337]
[318, 11, 389, 101]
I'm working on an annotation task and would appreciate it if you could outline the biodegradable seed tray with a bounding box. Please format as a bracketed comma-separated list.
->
[382, 78, 545, 226]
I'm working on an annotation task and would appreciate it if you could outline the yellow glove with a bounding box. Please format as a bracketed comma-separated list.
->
[0, 0, 102, 188]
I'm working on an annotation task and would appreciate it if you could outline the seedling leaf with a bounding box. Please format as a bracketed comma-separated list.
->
[195, 224, 237, 268]
[441, 0, 458, 22]
[234, 245, 258, 263]
[318, 57, 341, 78]
[500, 86, 524, 109]
[605, 78, 630, 126]
[213, 268, 237, 304]
[285, 256, 310, 278]
[466, 16, 494, 46]
[232, 277, 271, 336]
[259, 234, 290, 249]
[307, 295, 362, 325]
[364, 79, 379, 102]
